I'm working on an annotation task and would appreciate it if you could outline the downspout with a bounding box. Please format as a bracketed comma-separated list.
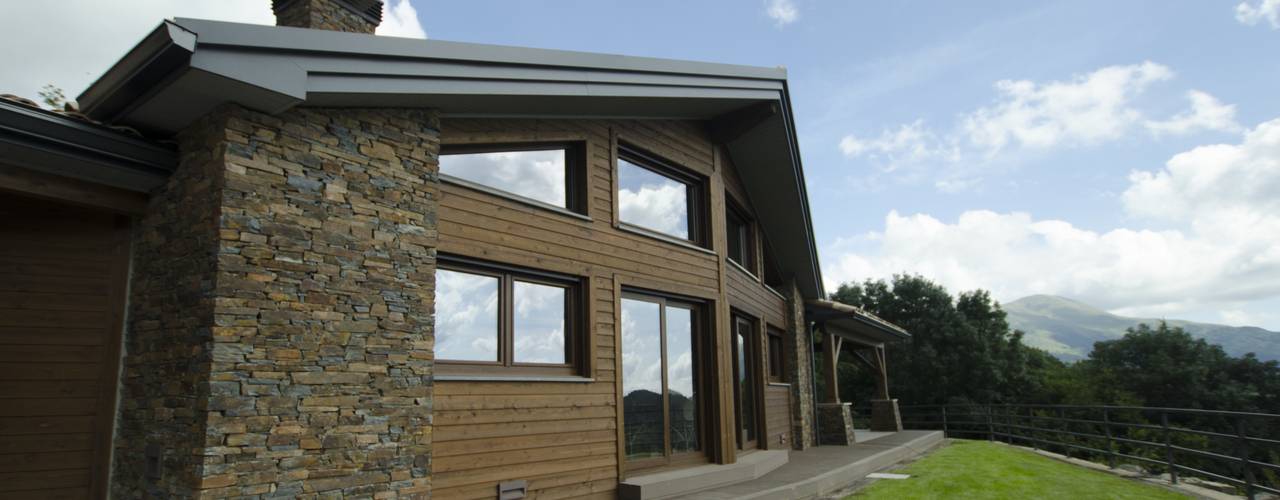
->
[809, 320, 820, 446]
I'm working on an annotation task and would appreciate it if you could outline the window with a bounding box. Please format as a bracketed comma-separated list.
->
[616, 144, 706, 246]
[435, 256, 583, 376]
[767, 327, 786, 383]
[621, 291, 707, 469]
[439, 142, 585, 214]
[726, 199, 755, 272]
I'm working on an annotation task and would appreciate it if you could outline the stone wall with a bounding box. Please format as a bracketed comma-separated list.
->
[274, 0, 379, 34]
[786, 280, 815, 449]
[112, 109, 230, 499]
[114, 104, 441, 498]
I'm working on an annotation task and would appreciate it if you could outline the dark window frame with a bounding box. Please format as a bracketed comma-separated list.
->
[616, 143, 709, 248]
[621, 288, 712, 474]
[436, 254, 586, 377]
[439, 141, 588, 216]
[767, 327, 787, 383]
[725, 196, 757, 274]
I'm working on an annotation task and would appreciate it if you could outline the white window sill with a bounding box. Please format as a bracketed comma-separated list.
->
[616, 222, 716, 256]
[434, 374, 596, 383]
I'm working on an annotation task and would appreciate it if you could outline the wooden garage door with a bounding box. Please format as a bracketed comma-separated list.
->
[0, 195, 129, 500]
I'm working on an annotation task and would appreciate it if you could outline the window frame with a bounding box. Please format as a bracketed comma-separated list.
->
[620, 289, 712, 474]
[725, 196, 757, 275]
[767, 327, 787, 383]
[439, 141, 588, 217]
[615, 143, 709, 248]
[435, 255, 586, 377]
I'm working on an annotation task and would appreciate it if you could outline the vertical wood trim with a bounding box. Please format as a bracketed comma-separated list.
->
[755, 317, 769, 449]
[609, 127, 620, 227]
[91, 215, 132, 499]
[709, 147, 735, 464]
[612, 275, 626, 480]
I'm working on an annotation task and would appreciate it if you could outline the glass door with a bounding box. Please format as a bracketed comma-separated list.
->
[621, 293, 704, 471]
[733, 314, 760, 450]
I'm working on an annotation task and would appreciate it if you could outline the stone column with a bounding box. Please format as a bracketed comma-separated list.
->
[784, 280, 814, 449]
[113, 104, 441, 498]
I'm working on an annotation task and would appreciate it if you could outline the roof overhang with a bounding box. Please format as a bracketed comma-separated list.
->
[0, 99, 175, 193]
[76, 18, 825, 298]
[806, 299, 910, 346]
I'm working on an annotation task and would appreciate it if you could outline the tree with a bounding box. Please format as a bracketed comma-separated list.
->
[38, 84, 65, 109]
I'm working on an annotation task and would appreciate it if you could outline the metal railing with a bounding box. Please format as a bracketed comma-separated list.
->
[895, 403, 1280, 499]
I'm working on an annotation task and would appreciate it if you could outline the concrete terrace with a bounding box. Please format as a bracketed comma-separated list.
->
[672, 430, 944, 500]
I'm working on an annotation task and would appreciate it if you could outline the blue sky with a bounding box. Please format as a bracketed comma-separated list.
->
[4, 0, 1278, 329]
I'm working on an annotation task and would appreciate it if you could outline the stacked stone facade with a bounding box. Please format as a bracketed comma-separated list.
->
[274, 0, 379, 34]
[114, 104, 441, 498]
[786, 280, 815, 449]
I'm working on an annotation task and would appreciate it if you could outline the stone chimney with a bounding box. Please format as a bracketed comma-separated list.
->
[272, 0, 383, 34]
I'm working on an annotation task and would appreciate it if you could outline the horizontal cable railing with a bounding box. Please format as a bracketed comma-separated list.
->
[892, 403, 1280, 499]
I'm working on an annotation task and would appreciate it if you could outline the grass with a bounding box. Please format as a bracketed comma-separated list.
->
[847, 440, 1187, 500]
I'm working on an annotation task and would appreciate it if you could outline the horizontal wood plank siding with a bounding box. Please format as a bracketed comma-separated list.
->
[764, 385, 792, 449]
[434, 118, 720, 499]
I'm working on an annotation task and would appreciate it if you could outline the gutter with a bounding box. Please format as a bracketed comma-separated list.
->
[78, 21, 197, 123]
[777, 81, 825, 300]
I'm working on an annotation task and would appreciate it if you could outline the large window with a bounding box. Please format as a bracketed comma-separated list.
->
[435, 256, 583, 376]
[616, 145, 706, 246]
[726, 198, 756, 273]
[439, 142, 585, 214]
[621, 292, 706, 469]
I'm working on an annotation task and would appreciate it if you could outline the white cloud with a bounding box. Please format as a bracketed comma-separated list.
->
[766, 0, 799, 26]
[963, 62, 1173, 153]
[838, 62, 1246, 193]
[826, 117, 1280, 323]
[1237, 0, 1280, 28]
[377, 0, 427, 39]
[1145, 90, 1241, 136]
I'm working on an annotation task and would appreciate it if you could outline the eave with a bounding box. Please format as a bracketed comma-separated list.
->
[75, 17, 826, 298]
[806, 299, 910, 346]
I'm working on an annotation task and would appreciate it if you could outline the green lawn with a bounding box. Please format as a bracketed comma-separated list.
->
[848, 440, 1187, 500]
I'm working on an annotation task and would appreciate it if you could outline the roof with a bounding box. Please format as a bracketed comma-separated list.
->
[75, 18, 827, 299]
[806, 299, 910, 345]
[0, 96, 175, 192]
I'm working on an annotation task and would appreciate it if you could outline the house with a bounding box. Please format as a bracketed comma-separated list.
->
[0, 1, 910, 498]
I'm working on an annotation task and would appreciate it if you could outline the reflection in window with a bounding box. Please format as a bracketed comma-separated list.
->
[618, 158, 691, 240]
[622, 298, 664, 460]
[440, 148, 567, 207]
[666, 305, 698, 454]
[435, 269, 499, 361]
[513, 281, 566, 364]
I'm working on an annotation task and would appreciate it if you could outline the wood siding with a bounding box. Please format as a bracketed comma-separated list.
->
[433, 118, 794, 498]
[0, 195, 128, 500]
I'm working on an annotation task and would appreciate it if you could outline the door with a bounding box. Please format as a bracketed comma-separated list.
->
[0, 195, 129, 499]
[733, 314, 761, 450]
[620, 293, 706, 472]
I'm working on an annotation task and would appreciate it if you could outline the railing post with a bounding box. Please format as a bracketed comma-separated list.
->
[1028, 407, 1038, 451]
[1237, 416, 1255, 500]
[1102, 407, 1116, 469]
[941, 406, 949, 437]
[1059, 408, 1069, 458]
[1162, 412, 1177, 484]
[1003, 406, 1012, 444]
[987, 405, 995, 442]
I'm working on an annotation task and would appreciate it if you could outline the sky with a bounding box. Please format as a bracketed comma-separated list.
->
[2, 0, 1278, 329]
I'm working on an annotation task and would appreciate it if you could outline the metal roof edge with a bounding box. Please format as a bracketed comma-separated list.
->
[79, 21, 197, 121]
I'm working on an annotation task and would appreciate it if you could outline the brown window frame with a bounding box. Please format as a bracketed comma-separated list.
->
[725, 196, 756, 274]
[621, 289, 712, 474]
[767, 327, 787, 383]
[616, 143, 709, 248]
[435, 255, 586, 377]
[439, 141, 588, 215]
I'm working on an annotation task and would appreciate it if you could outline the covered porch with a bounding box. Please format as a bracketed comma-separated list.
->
[806, 299, 911, 446]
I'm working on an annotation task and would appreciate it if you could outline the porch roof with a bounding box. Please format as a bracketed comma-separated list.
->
[806, 299, 910, 346]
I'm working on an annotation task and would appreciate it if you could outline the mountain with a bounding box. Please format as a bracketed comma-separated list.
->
[1004, 295, 1280, 362]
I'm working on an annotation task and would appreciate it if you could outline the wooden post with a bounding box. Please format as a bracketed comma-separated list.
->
[873, 346, 890, 400]
[986, 406, 994, 442]
[822, 329, 841, 404]
[1059, 408, 1070, 458]
[1028, 407, 1038, 451]
[1162, 412, 1178, 484]
[1237, 417, 1255, 499]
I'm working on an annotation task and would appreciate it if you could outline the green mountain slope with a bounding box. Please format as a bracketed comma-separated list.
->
[1004, 295, 1280, 362]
